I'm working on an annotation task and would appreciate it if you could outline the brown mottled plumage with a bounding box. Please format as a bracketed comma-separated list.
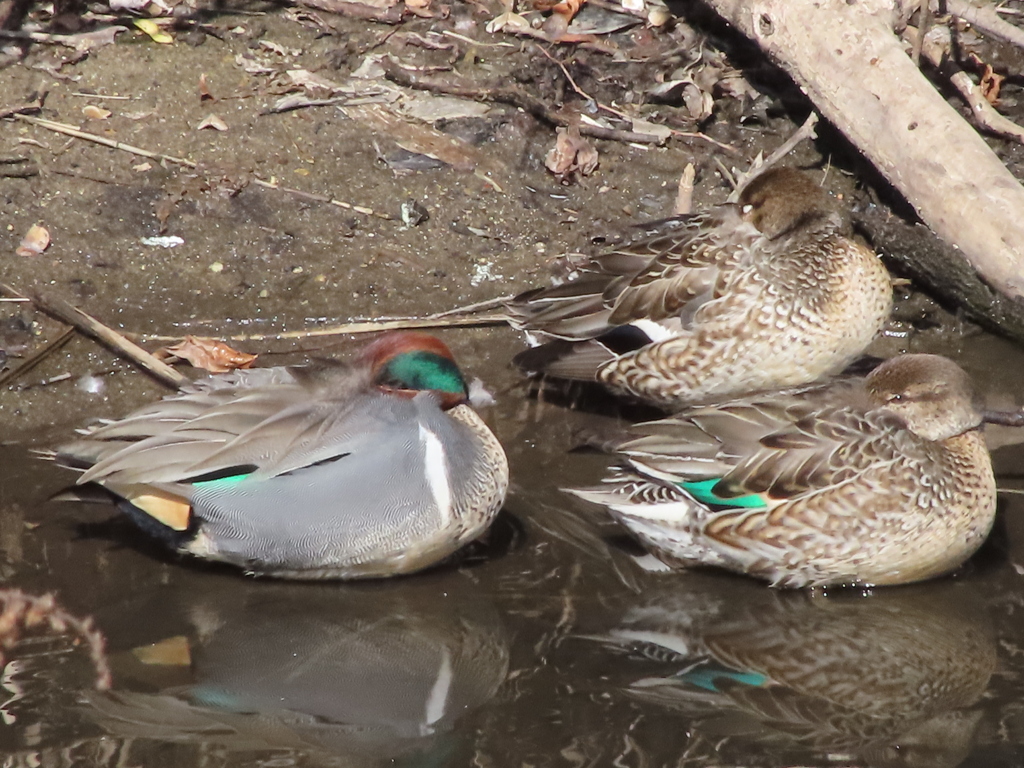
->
[507, 168, 893, 407]
[596, 581, 993, 767]
[570, 354, 999, 588]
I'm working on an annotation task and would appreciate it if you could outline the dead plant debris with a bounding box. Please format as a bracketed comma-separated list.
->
[155, 336, 258, 373]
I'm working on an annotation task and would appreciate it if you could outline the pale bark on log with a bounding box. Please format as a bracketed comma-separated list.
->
[701, 0, 1024, 306]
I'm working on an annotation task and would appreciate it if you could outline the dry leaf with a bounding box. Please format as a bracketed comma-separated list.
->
[82, 105, 111, 120]
[16, 223, 50, 256]
[134, 18, 173, 44]
[533, 0, 583, 17]
[197, 114, 229, 131]
[545, 125, 598, 182]
[486, 10, 530, 33]
[967, 53, 1005, 106]
[630, 117, 672, 142]
[156, 336, 257, 373]
[199, 73, 214, 102]
[406, 0, 431, 8]
[980, 64, 1004, 105]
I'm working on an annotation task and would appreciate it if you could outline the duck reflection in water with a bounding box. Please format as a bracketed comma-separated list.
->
[81, 576, 509, 764]
[588, 576, 994, 768]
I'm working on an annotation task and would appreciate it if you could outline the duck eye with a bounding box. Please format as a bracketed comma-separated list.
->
[888, 393, 904, 403]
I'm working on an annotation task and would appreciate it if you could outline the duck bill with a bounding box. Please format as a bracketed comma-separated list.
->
[983, 409, 1024, 427]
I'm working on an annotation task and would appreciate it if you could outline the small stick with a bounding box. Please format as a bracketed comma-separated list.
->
[673, 162, 696, 216]
[429, 295, 515, 317]
[14, 115, 392, 219]
[535, 44, 632, 121]
[0, 96, 45, 121]
[139, 313, 509, 343]
[249, 177, 392, 220]
[441, 30, 516, 47]
[14, 114, 197, 167]
[68, 92, 133, 100]
[0, 327, 75, 388]
[24, 289, 188, 389]
[381, 57, 666, 145]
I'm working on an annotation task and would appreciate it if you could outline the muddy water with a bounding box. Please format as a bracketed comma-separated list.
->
[1, 325, 1024, 768]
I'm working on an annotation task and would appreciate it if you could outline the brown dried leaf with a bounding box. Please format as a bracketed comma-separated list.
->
[980, 64, 1004, 105]
[156, 336, 257, 373]
[196, 114, 229, 131]
[16, 223, 50, 256]
[968, 53, 1005, 106]
[544, 125, 598, 182]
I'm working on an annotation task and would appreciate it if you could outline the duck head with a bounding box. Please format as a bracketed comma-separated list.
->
[361, 331, 470, 409]
[738, 167, 842, 240]
[866, 354, 983, 441]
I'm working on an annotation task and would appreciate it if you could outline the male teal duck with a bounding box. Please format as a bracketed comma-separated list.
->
[507, 167, 893, 407]
[53, 332, 509, 579]
[570, 354, 1002, 588]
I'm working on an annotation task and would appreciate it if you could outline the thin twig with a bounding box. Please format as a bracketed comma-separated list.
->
[12, 115, 394, 220]
[530, 45, 737, 153]
[138, 313, 509, 343]
[14, 114, 197, 166]
[250, 177, 392, 220]
[0, 327, 75, 388]
[0, 96, 45, 121]
[441, 30, 516, 47]
[23, 289, 188, 389]
[381, 56, 666, 145]
[911, 1, 931, 66]
[535, 44, 632, 121]
[68, 92, 133, 100]
[429, 295, 515, 317]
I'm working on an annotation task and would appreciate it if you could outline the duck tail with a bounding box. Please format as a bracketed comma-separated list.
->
[513, 339, 613, 381]
[514, 324, 656, 381]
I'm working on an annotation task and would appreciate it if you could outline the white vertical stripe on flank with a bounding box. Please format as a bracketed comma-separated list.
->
[419, 423, 452, 526]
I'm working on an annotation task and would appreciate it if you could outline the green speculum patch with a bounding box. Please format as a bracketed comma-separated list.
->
[682, 478, 767, 509]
